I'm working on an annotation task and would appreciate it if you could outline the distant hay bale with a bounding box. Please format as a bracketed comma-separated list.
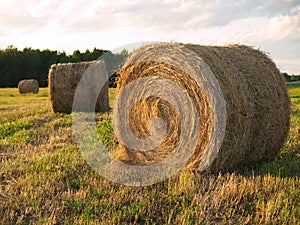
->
[114, 43, 290, 172]
[18, 79, 39, 94]
[48, 60, 109, 113]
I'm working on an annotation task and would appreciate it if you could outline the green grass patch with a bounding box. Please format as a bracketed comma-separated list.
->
[0, 119, 33, 139]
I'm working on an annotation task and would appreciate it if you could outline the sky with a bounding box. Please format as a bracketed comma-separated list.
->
[0, 0, 299, 74]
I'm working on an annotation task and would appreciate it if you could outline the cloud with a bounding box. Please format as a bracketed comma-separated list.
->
[0, 0, 299, 73]
[0, 2, 33, 34]
[259, 7, 300, 40]
[2, 0, 299, 37]
[208, 0, 299, 26]
[0, 0, 63, 35]
[96, 0, 300, 30]
[27, 0, 61, 18]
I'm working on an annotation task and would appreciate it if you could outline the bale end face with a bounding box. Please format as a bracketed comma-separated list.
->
[114, 42, 290, 172]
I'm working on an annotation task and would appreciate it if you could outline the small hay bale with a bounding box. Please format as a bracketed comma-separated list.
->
[48, 60, 109, 113]
[18, 79, 39, 94]
[114, 43, 290, 172]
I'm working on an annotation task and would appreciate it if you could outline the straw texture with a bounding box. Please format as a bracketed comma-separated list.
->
[48, 60, 109, 113]
[18, 79, 39, 94]
[115, 43, 290, 172]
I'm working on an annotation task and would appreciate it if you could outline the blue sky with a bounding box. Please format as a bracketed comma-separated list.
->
[0, 0, 299, 73]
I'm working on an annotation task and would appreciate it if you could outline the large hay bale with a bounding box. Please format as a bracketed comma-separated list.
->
[18, 79, 39, 94]
[48, 60, 109, 113]
[114, 43, 290, 172]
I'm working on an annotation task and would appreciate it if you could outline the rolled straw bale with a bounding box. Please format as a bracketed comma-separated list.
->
[114, 43, 290, 172]
[18, 79, 39, 94]
[48, 60, 109, 113]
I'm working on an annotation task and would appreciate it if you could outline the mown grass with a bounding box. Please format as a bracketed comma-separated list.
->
[0, 86, 299, 224]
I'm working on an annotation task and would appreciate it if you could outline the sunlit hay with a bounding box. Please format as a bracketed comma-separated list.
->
[115, 42, 290, 172]
[18, 79, 39, 94]
[48, 60, 109, 114]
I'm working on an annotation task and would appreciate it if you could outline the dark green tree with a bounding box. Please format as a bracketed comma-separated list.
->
[0, 46, 129, 88]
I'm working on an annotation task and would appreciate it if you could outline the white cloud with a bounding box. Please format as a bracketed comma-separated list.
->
[27, 0, 59, 18]
[0, 0, 299, 73]
[259, 7, 300, 40]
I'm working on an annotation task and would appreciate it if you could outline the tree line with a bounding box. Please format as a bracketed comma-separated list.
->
[282, 72, 300, 83]
[0, 45, 298, 88]
[0, 45, 130, 88]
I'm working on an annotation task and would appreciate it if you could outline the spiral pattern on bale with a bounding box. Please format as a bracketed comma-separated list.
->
[114, 42, 290, 172]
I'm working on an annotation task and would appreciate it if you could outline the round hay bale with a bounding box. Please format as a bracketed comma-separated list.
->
[18, 79, 39, 94]
[114, 43, 290, 172]
[48, 60, 109, 113]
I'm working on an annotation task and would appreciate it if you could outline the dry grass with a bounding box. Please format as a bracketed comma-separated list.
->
[0, 86, 299, 224]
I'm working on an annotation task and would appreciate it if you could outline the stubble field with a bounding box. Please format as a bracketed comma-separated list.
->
[0, 85, 299, 224]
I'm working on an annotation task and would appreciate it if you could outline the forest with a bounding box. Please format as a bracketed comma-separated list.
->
[282, 72, 300, 82]
[0, 45, 129, 88]
[0, 45, 299, 88]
